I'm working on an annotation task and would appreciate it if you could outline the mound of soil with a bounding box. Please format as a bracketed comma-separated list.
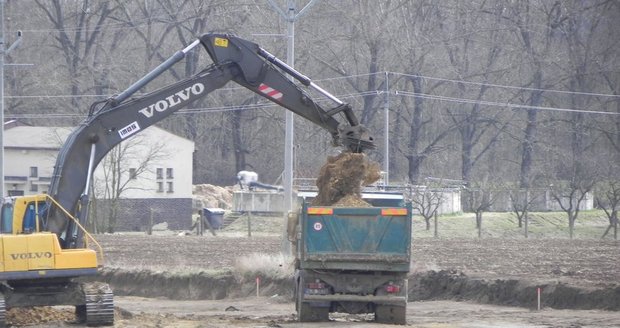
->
[7, 307, 74, 326]
[193, 184, 233, 209]
[312, 152, 381, 206]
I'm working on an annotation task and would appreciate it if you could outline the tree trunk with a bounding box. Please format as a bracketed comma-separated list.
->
[462, 137, 473, 182]
[406, 75, 424, 184]
[520, 106, 539, 188]
[569, 212, 575, 239]
[407, 155, 423, 185]
[231, 109, 246, 173]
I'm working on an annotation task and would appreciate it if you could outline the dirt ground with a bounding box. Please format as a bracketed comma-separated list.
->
[16, 296, 620, 327]
[117, 297, 620, 328]
[109, 297, 620, 328]
[94, 234, 620, 289]
[9, 235, 620, 327]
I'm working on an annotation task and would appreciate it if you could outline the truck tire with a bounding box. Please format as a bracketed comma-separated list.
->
[375, 305, 406, 325]
[296, 276, 329, 322]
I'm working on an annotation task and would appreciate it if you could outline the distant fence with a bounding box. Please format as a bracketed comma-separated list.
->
[463, 189, 594, 212]
[293, 180, 594, 214]
[382, 186, 593, 213]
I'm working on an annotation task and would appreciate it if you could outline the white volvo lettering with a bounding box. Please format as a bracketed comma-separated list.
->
[138, 83, 205, 118]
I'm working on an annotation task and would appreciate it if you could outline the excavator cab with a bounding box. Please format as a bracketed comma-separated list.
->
[0, 195, 47, 235]
[0, 195, 113, 326]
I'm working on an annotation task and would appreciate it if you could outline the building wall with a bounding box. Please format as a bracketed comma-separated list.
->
[4, 125, 195, 230]
[91, 127, 194, 199]
[4, 147, 58, 195]
[3, 126, 70, 195]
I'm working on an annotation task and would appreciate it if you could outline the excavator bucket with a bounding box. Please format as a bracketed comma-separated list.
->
[338, 124, 376, 153]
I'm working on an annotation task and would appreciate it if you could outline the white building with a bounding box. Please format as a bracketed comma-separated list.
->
[4, 124, 195, 231]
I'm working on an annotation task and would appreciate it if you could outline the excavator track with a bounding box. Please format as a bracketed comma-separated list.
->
[0, 294, 5, 328]
[76, 282, 114, 326]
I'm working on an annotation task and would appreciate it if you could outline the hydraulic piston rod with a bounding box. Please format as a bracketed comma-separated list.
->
[113, 39, 202, 104]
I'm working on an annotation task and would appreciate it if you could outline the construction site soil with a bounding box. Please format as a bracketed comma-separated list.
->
[10, 235, 620, 327]
[9, 155, 620, 326]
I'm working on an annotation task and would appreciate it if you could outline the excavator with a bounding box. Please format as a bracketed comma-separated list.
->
[0, 33, 374, 326]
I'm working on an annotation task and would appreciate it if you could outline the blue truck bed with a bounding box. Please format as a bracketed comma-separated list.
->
[298, 202, 412, 272]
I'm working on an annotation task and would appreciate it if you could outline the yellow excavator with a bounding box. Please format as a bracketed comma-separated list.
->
[0, 33, 374, 326]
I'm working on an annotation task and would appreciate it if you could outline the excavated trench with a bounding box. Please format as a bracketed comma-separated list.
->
[90, 153, 620, 311]
[92, 268, 620, 311]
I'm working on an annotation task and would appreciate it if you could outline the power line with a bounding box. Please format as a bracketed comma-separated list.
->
[396, 90, 620, 116]
[212, 71, 620, 98]
[390, 72, 620, 98]
[7, 88, 617, 120]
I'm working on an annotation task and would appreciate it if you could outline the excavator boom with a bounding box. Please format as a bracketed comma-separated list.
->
[0, 32, 376, 328]
[45, 33, 375, 248]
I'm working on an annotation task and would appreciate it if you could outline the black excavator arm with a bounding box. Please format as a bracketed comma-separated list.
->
[46, 33, 374, 248]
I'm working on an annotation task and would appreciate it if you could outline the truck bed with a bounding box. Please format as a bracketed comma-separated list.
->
[299, 204, 412, 272]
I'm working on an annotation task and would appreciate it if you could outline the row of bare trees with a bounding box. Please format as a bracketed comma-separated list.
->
[2, 1, 618, 233]
[410, 180, 618, 239]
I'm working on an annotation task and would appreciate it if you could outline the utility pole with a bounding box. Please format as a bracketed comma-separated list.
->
[267, 0, 319, 255]
[0, 0, 22, 198]
[383, 72, 389, 187]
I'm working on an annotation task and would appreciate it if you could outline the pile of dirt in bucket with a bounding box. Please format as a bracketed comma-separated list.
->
[312, 151, 381, 207]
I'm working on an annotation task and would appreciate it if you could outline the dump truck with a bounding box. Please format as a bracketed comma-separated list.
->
[290, 191, 412, 324]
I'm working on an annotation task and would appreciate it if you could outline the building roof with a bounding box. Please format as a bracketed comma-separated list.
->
[4, 125, 194, 150]
[4, 126, 72, 149]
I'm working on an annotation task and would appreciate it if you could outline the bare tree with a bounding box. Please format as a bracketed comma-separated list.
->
[388, 2, 458, 184]
[508, 188, 539, 229]
[464, 176, 502, 237]
[595, 181, 619, 240]
[410, 185, 443, 231]
[547, 172, 596, 240]
[92, 135, 167, 233]
[437, 1, 514, 183]
[309, 1, 409, 125]
[33, 0, 119, 110]
[7, 1, 619, 190]
[501, 1, 564, 188]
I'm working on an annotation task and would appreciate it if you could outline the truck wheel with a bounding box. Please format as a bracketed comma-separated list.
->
[375, 305, 406, 325]
[296, 277, 329, 322]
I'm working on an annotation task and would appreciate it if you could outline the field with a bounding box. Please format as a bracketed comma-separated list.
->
[9, 211, 620, 327]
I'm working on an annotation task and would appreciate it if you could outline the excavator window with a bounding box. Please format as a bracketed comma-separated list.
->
[1, 203, 13, 233]
[22, 201, 47, 234]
